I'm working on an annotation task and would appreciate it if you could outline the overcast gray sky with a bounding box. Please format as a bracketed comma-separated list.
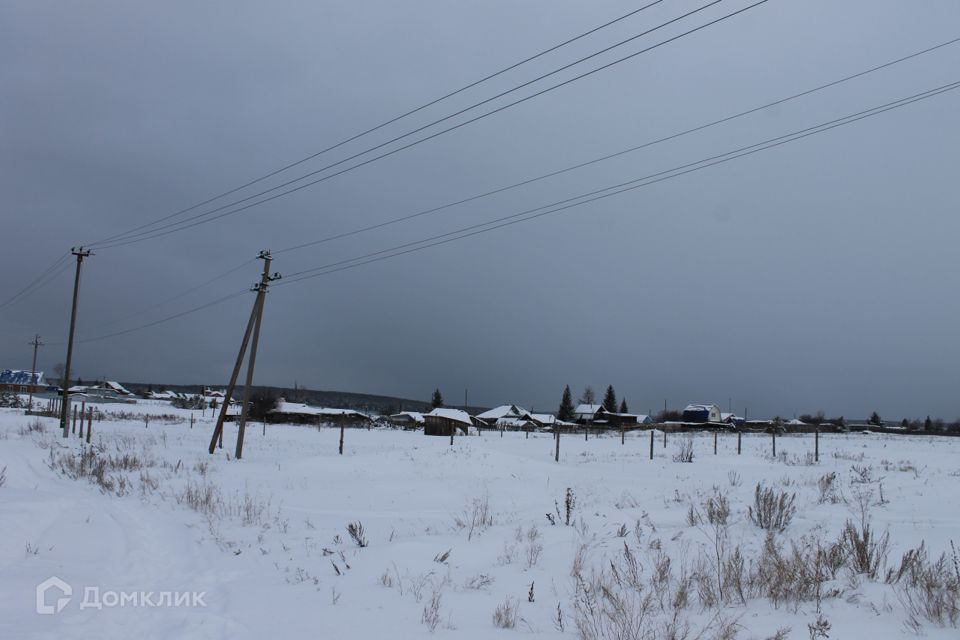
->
[2, 0, 959, 419]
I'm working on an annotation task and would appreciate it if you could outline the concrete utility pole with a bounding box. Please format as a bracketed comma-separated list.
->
[60, 248, 92, 438]
[27, 334, 43, 412]
[235, 251, 279, 460]
[207, 251, 279, 457]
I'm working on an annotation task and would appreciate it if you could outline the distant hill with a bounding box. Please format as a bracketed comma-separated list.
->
[119, 381, 488, 416]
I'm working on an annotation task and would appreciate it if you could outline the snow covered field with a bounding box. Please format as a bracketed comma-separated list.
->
[1, 401, 958, 639]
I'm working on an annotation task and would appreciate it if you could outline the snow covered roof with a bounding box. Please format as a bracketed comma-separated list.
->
[684, 404, 720, 413]
[0, 369, 44, 386]
[101, 381, 132, 395]
[425, 407, 473, 425]
[476, 404, 530, 421]
[389, 411, 425, 423]
[271, 401, 370, 419]
[530, 413, 556, 425]
[574, 404, 604, 416]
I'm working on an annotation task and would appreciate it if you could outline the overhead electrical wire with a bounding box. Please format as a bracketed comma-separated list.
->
[269, 35, 960, 258]
[273, 80, 960, 285]
[23, 34, 959, 328]
[46, 288, 252, 346]
[69, 78, 960, 343]
[96, 258, 257, 328]
[0, 252, 72, 311]
[80, 1, 672, 250]
[89, 0, 770, 250]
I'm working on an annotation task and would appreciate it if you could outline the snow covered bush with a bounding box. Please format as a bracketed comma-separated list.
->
[347, 521, 368, 547]
[747, 484, 796, 531]
[838, 519, 889, 579]
[673, 437, 694, 463]
[492, 598, 518, 629]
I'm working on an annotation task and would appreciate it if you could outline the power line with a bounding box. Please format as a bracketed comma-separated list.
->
[48, 288, 251, 346]
[60, 34, 958, 331]
[273, 80, 960, 286]
[90, 0, 769, 250]
[0, 252, 71, 311]
[55, 79, 959, 344]
[268, 35, 960, 258]
[97, 258, 256, 328]
[78, 2, 671, 251]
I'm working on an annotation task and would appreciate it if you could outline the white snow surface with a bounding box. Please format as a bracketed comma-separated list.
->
[1, 402, 959, 639]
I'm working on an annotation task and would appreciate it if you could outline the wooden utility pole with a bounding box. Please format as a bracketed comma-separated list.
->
[60, 248, 92, 438]
[235, 251, 278, 460]
[27, 334, 43, 412]
[649, 429, 654, 460]
[208, 252, 279, 456]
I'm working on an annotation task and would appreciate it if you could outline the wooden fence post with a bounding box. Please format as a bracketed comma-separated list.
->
[737, 431, 742, 455]
[555, 429, 560, 463]
[85, 408, 92, 443]
[71, 406, 77, 434]
[649, 430, 654, 460]
[340, 424, 346, 454]
[621, 423, 625, 445]
[714, 431, 717, 455]
[663, 430, 667, 449]
[815, 429, 819, 462]
[190, 414, 194, 430]
[772, 431, 776, 457]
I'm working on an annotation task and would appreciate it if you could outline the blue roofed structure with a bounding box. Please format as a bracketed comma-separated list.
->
[0, 369, 45, 391]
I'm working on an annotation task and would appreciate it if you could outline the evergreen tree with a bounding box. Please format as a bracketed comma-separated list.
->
[619, 398, 628, 413]
[557, 385, 575, 422]
[924, 415, 933, 431]
[868, 411, 882, 426]
[602, 385, 617, 413]
[579, 386, 595, 405]
[431, 388, 444, 408]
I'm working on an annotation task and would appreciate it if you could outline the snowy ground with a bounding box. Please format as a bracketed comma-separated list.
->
[1, 400, 958, 639]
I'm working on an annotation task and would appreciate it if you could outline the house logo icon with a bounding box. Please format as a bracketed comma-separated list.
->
[36, 576, 72, 615]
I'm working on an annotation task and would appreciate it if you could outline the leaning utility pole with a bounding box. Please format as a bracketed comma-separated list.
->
[27, 334, 44, 412]
[207, 251, 279, 456]
[60, 248, 92, 438]
[235, 252, 279, 460]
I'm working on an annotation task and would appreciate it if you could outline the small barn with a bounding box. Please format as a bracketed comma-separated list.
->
[476, 404, 531, 424]
[269, 401, 372, 426]
[605, 412, 641, 427]
[683, 404, 723, 423]
[573, 404, 607, 424]
[530, 413, 577, 431]
[423, 408, 473, 436]
[387, 411, 425, 429]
